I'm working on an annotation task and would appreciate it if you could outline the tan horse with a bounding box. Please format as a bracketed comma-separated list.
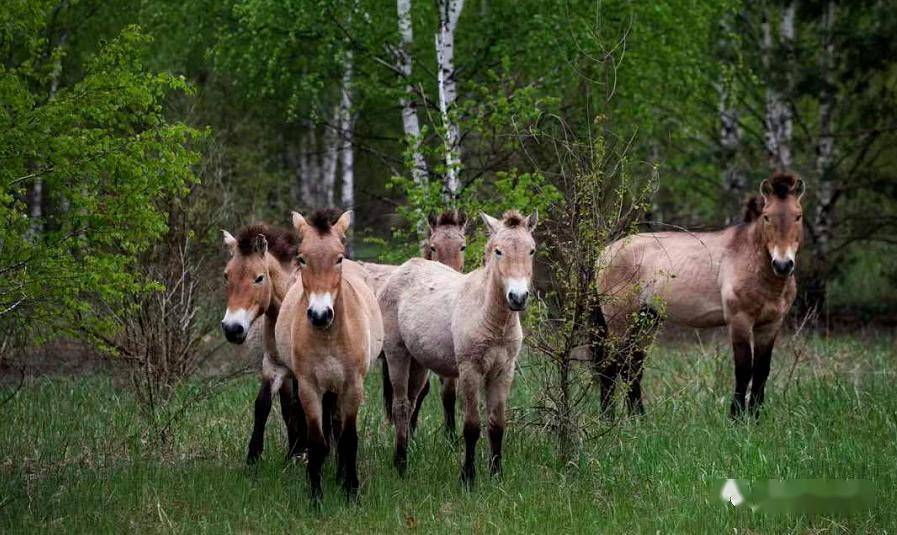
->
[379, 210, 536, 486]
[595, 172, 804, 417]
[275, 209, 383, 501]
[358, 211, 468, 435]
[220, 224, 305, 463]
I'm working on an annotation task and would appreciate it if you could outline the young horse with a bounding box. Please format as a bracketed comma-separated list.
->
[220, 224, 306, 463]
[274, 209, 383, 500]
[379, 210, 536, 485]
[360, 211, 469, 435]
[594, 172, 804, 417]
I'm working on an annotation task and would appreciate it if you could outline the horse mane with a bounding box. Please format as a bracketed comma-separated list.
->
[236, 223, 299, 263]
[306, 208, 344, 235]
[501, 210, 526, 228]
[766, 171, 799, 200]
[428, 210, 466, 229]
[742, 196, 764, 223]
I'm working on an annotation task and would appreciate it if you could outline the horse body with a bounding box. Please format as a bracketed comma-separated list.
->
[380, 210, 535, 485]
[220, 224, 306, 463]
[596, 172, 803, 417]
[275, 209, 383, 501]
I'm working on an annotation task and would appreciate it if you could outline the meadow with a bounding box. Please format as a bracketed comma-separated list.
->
[1, 330, 894, 533]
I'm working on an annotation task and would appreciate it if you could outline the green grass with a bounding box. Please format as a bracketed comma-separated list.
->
[1, 332, 895, 533]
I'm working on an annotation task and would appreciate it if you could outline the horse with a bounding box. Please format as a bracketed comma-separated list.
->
[593, 171, 804, 418]
[358, 211, 468, 436]
[220, 224, 306, 463]
[274, 209, 383, 501]
[378, 210, 536, 486]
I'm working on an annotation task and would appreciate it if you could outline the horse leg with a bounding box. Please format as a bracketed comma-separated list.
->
[728, 317, 754, 419]
[409, 375, 431, 435]
[749, 323, 780, 416]
[386, 344, 412, 475]
[337, 380, 363, 498]
[441, 377, 457, 438]
[380, 352, 394, 423]
[623, 348, 646, 416]
[485, 362, 513, 477]
[407, 361, 429, 437]
[592, 310, 623, 419]
[459, 361, 483, 488]
[247, 378, 273, 464]
[279, 375, 307, 459]
[298, 383, 327, 502]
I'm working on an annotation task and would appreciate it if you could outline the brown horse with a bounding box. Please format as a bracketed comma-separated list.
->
[359, 211, 468, 435]
[379, 210, 536, 486]
[594, 172, 804, 417]
[274, 209, 383, 501]
[220, 224, 306, 463]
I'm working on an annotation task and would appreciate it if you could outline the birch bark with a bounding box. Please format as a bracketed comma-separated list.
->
[396, 0, 428, 186]
[436, 0, 464, 200]
[762, 2, 795, 170]
[339, 51, 355, 209]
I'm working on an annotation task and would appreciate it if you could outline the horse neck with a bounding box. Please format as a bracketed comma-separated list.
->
[265, 253, 293, 308]
[474, 259, 517, 335]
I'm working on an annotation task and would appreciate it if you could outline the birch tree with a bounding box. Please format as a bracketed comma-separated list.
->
[813, 0, 837, 272]
[762, 2, 795, 170]
[435, 0, 464, 200]
[395, 0, 428, 186]
[339, 51, 355, 209]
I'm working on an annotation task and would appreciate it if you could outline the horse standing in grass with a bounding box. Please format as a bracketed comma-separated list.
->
[275, 209, 383, 501]
[220, 224, 306, 463]
[594, 172, 804, 417]
[359, 211, 469, 436]
[379, 210, 536, 486]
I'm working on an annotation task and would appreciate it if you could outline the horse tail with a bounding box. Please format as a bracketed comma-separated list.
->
[380, 352, 394, 423]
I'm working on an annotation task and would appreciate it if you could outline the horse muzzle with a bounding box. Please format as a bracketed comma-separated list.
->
[307, 307, 334, 329]
[771, 258, 795, 277]
[221, 321, 247, 344]
[507, 290, 529, 311]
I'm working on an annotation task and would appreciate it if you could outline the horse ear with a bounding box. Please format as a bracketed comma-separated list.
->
[253, 234, 267, 256]
[794, 178, 805, 200]
[222, 230, 237, 255]
[334, 210, 353, 235]
[759, 179, 773, 201]
[292, 211, 307, 232]
[426, 213, 436, 236]
[480, 212, 501, 235]
[526, 210, 539, 231]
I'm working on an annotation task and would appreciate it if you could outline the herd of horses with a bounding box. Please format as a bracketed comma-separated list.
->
[220, 171, 805, 502]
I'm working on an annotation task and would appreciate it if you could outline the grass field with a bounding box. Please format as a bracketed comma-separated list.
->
[1, 331, 895, 533]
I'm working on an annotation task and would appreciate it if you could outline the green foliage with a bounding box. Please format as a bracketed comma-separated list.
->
[0, 24, 201, 344]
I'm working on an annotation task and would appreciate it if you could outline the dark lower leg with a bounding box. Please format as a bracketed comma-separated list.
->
[729, 335, 753, 418]
[597, 360, 620, 419]
[306, 422, 328, 502]
[279, 378, 305, 458]
[462, 420, 480, 487]
[337, 416, 359, 497]
[749, 341, 774, 415]
[409, 378, 430, 434]
[624, 350, 646, 416]
[247, 380, 273, 464]
[442, 378, 457, 437]
[488, 422, 504, 476]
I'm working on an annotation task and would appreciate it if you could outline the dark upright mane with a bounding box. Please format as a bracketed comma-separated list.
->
[236, 223, 299, 262]
[428, 210, 466, 229]
[307, 208, 344, 235]
[742, 196, 764, 223]
[501, 210, 525, 228]
[767, 171, 799, 200]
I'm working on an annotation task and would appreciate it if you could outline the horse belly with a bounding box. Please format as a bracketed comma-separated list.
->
[654, 267, 726, 329]
[398, 297, 458, 378]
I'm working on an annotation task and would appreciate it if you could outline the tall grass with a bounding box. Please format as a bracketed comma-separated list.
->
[1, 333, 894, 532]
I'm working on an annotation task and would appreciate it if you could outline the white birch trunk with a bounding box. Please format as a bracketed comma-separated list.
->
[396, 0, 428, 186]
[814, 0, 837, 267]
[762, 3, 795, 170]
[339, 52, 355, 209]
[321, 108, 340, 206]
[436, 0, 464, 200]
[300, 120, 316, 206]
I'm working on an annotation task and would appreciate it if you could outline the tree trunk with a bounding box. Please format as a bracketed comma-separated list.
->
[762, 3, 795, 170]
[339, 52, 355, 210]
[321, 106, 340, 207]
[300, 119, 317, 207]
[396, 0, 428, 186]
[435, 0, 464, 201]
[807, 0, 838, 311]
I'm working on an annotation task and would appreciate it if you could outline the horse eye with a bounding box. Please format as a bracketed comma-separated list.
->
[530, 249, 535, 256]
[763, 214, 770, 223]
[495, 249, 502, 256]
[336, 256, 343, 265]
[460, 245, 466, 251]
[223, 272, 228, 281]
[297, 256, 307, 267]
[430, 245, 436, 252]
[796, 214, 802, 221]
[254, 274, 264, 284]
